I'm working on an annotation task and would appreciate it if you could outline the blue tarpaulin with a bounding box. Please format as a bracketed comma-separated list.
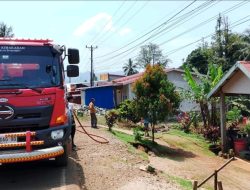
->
[85, 86, 115, 109]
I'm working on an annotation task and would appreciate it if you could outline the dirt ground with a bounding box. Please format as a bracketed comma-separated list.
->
[72, 124, 181, 190]
[76, 121, 250, 190]
[2, 119, 248, 190]
[150, 136, 250, 190]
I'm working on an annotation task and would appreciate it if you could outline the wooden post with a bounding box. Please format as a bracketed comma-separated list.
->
[193, 180, 198, 190]
[218, 181, 223, 190]
[220, 92, 227, 152]
[214, 170, 218, 190]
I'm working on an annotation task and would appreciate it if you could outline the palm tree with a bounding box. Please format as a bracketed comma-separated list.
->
[123, 58, 138, 76]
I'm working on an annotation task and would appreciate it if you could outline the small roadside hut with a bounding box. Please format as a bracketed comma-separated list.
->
[208, 61, 250, 152]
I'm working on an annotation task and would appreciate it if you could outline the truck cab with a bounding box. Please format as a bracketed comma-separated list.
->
[0, 38, 79, 166]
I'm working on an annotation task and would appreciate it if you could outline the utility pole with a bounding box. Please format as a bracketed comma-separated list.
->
[86, 45, 98, 87]
[152, 53, 155, 66]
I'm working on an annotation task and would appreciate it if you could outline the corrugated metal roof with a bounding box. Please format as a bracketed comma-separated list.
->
[112, 68, 184, 85]
[208, 61, 250, 98]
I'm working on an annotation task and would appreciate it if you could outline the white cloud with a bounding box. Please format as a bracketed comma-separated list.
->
[119, 28, 132, 36]
[73, 13, 113, 37]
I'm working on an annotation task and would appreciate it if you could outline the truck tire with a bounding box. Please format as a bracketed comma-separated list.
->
[55, 138, 71, 167]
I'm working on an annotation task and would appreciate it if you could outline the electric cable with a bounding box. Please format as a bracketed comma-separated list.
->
[97, 1, 150, 45]
[94, 0, 200, 59]
[89, 1, 127, 45]
[96, 15, 250, 72]
[164, 15, 250, 56]
[95, 1, 248, 70]
[94, 1, 216, 62]
[93, 1, 213, 70]
[94, 1, 216, 68]
[93, 1, 138, 45]
[81, 1, 127, 68]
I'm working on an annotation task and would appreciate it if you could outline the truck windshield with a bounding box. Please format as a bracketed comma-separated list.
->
[0, 45, 61, 89]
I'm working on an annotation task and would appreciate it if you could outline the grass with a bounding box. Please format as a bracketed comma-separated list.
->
[165, 174, 193, 190]
[111, 130, 149, 161]
[159, 129, 215, 157]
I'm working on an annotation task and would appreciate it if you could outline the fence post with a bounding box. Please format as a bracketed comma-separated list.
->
[193, 180, 198, 190]
[214, 170, 218, 190]
[218, 181, 223, 190]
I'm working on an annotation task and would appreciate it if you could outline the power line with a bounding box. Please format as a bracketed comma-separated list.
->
[95, 1, 218, 63]
[164, 15, 250, 56]
[89, 1, 127, 45]
[94, 1, 211, 69]
[97, 1, 150, 45]
[95, 0, 198, 59]
[93, 2, 188, 70]
[93, 1, 138, 45]
[95, 1, 247, 69]
[81, 1, 127, 69]
[96, 14, 250, 72]
[158, 1, 248, 47]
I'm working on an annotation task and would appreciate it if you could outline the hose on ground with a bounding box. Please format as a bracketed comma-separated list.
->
[73, 111, 109, 144]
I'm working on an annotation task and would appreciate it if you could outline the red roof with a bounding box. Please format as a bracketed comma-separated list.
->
[0, 38, 53, 46]
[112, 72, 144, 85]
[112, 68, 182, 85]
[240, 61, 250, 73]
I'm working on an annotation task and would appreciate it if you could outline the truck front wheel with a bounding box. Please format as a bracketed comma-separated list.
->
[55, 138, 71, 166]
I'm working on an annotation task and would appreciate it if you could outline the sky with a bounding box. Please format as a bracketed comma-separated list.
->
[0, 1, 250, 80]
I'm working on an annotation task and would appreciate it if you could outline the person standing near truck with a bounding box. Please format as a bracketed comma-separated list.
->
[67, 96, 77, 150]
[89, 98, 97, 128]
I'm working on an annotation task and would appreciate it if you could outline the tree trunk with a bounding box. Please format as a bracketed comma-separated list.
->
[204, 102, 211, 127]
[200, 101, 207, 128]
[211, 99, 217, 126]
[152, 124, 155, 142]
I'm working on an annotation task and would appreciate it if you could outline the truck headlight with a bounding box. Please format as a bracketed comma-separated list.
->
[51, 129, 64, 140]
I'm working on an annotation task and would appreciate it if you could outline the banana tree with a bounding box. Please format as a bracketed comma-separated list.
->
[183, 63, 223, 128]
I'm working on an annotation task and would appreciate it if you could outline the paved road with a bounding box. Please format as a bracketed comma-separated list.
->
[0, 153, 84, 190]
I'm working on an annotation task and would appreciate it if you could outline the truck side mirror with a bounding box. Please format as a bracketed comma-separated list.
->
[67, 65, 79, 77]
[68, 48, 79, 64]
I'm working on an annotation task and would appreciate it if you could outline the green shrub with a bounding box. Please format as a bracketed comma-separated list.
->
[226, 106, 242, 123]
[105, 109, 119, 131]
[133, 126, 144, 141]
[245, 123, 250, 134]
[117, 99, 140, 123]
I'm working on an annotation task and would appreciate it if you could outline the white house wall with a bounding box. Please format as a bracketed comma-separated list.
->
[128, 84, 135, 99]
[167, 71, 199, 112]
[119, 70, 199, 112]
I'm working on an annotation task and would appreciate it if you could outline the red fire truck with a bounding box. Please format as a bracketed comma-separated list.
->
[0, 38, 79, 166]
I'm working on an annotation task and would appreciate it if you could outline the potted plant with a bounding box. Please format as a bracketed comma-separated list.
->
[206, 126, 221, 155]
[245, 123, 250, 137]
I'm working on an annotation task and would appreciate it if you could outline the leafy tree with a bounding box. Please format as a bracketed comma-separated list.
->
[182, 47, 214, 74]
[211, 15, 250, 71]
[123, 58, 138, 76]
[0, 22, 14, 37]
[136, 43, 170, 68]
[182, 16, 250, 74]
[133, 64, 180, 142]
[183, 63, 223, 127]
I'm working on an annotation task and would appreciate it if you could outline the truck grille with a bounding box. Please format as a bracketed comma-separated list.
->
[0, 105, 53, 133]
[14, 113, 41, 119]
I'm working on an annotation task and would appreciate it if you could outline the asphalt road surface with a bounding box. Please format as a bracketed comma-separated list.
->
[0, 155, 84, 190]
